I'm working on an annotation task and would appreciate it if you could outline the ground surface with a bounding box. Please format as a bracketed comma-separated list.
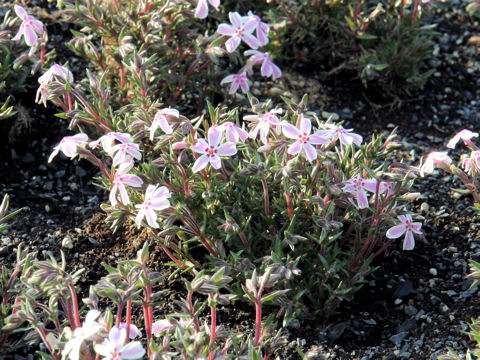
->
[1, 1, 480, 359]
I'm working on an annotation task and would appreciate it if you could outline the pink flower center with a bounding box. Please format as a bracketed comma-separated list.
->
[298, 132, 310, 143]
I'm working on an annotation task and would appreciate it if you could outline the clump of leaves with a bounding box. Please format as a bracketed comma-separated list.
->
[243, 0, 437, 95]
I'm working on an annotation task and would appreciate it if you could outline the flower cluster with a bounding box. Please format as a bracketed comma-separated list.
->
[217, 11, 281, 94]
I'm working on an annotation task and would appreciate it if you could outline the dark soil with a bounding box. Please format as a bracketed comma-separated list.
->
[2, 1, 480, 359]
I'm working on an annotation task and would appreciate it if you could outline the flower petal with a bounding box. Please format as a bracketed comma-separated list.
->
[303, 143, 317, 161]
[386, 224, 406, 239]
[210, 155, 222, 169]
[14, 5, 28, 20]
[195, 0, 208, 19]
[288, 140, 302, 155]
[192, 155, 209, 172]
[282, 122, 301, 139]
[119, 341, 146, 359]
[208, 126, 222, 148]
[403, 231, 415, 250]
[217, 142, 237, 156]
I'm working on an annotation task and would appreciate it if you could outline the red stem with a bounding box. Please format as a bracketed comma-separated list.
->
[69, 284, 81, 329]
[36, 326, 60, 360]
[126, 299, 132, 343]
[254, 300, 262, 346]
[116, 301, 125, 327]
[208, 294, 216, 360]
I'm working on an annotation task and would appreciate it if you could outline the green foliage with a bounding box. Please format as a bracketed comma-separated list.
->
[59, 0, 225, 112]
[234, 0, 437, 95]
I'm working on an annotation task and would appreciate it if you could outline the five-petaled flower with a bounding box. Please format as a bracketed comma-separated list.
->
[220, 121, 249, 143]
[244, 50, 281, 80]
[38, 64, 74, 85]
[190, 126, 237, 172]
[217, 12, 259, 52]
[135, 185, 171, 228]
[386, 214, 422, 250]
[90, 132, 133, 154]
[447, 129, 478, 149]
[149, 108, 179, 140]
[62, 310, 101, 360]
[420, 151, 452, 176]
[281, 116, 329, 161]
[316, 124, 363, 146]
[342, 175, 379, 209]
[245, 110, 282, 144]
[461, 150, 480, 175]
[220, 72, 250, 94]
[94, 326, 145, 360]
[110, 157, 143, 206]
[36, 64, 74, 106]
[12, 5, 44, 47]
[194, 0, 220, 19]
[243, 11, 269, 46]
[110, 142, 142, 167]
[48, 133, 88, 163]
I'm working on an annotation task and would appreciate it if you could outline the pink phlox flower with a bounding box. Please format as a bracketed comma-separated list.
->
[12, 5, 43, 46]
[461, 150, 480, 174]
[194, 0, 220, 19]
[420, 151, 452, 176]
[243, 11, 269, 46]
[38, 64, 74, 85]
[378, 181, 395, 197]
[246, 110, 282, 144]
[281, 116, 329, 161]
[35, 84, 49, 107]
[89, 132, 133, 154]
[386, 214, 422, 251]
[152, 319, 173, 336]
[48, 133, 88, 163]
[244, 50, 281, 80]
[190, 126, 237, 172]
[220, 72, 250, 94]
[342, 175, 378, 209]
[446, 129, 478, 149]
[36, 64, 74, 106]
[118, 323, 142, 339]
[150, 108, 179, 140]
[217, 12, 259, 52]
[62, 310, 101, 360]
[135, 185, 171, 229]
[220, 121, 249, 143]
[316, 124, 363, 146]
[110, 157, 143, 206]
[110, 142, 142, 167]
[94, 327, 145, 360]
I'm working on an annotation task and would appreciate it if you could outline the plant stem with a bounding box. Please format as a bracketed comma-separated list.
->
[208, 294, 216, 360]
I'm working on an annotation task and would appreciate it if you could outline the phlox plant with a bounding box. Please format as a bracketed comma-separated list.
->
[0, 5, 53, 122]
[52, 0, 280, 112]
[1, 242, 285, 359]
[44, 49, 423, 322]
[238, 0, 438, 95]
[422, 130, 480, 360]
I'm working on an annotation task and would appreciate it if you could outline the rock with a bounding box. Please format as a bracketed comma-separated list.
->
[327, 321, 350, 344]
[22, 152, 35, 164]
[393, 280, 414, 298]
[61, 235, 74, 249]
[389, 332, 408, 346]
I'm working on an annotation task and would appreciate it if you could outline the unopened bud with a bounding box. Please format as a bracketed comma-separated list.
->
[172, 141, 187, 150]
